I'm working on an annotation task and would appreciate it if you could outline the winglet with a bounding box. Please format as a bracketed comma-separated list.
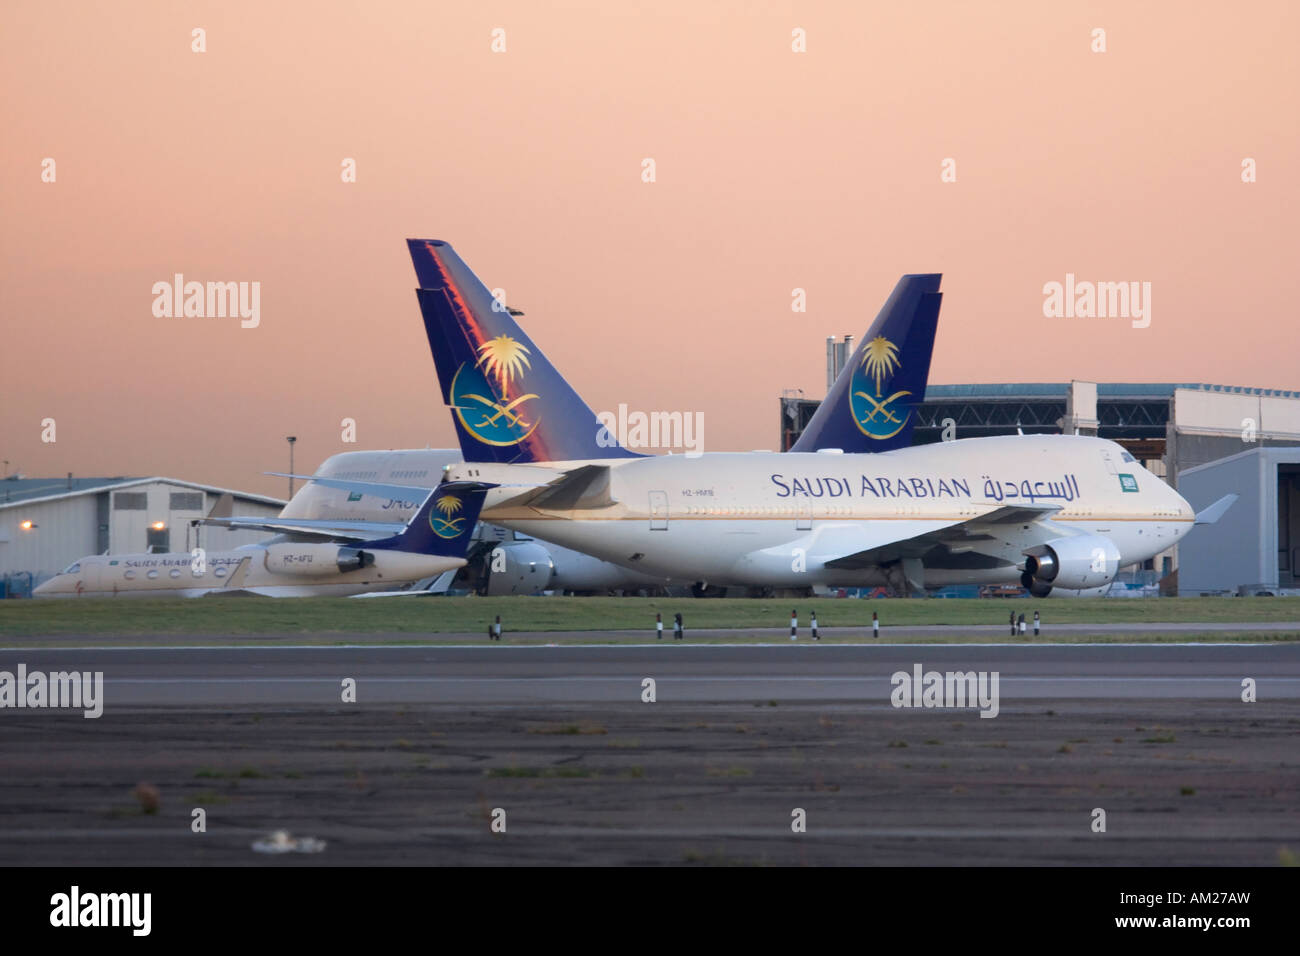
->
[1194, 494, 1238, 525]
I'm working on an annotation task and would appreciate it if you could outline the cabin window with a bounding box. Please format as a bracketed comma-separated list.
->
[124, 570, 136, 580]
[169, 569, 181, 579]
[147, 570, 159, 579]
[214, 567, 227, 578]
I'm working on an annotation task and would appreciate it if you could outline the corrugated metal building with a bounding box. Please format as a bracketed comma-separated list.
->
[0, 476, 284, 594]
[1176, 447, 1300, 595]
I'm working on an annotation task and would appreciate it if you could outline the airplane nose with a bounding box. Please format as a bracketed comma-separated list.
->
[32, 578, 55, 597]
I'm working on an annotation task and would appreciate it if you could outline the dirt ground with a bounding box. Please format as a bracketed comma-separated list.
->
[1, 699, 1296, 866]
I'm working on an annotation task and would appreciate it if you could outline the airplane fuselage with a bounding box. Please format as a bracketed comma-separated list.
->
[33, 544, 465, 599]
[450, 435, 1192, 589]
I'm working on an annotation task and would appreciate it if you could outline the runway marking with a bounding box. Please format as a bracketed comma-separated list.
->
[0, 642, 1289, 652]
[101, 676, 1300, 684]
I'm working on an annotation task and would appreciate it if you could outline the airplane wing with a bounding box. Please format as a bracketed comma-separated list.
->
[200, 516, 405, 541]
[265, 472, 437, 500]
[822, 503, 1063, 570]
[499, 465, 616, 510]
[263, 472, 549, 506]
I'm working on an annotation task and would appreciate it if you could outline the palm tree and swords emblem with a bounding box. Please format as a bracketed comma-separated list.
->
[850, 336, 912, 439]
[429, 493, 468, 539]
[449, 334, 542, 446]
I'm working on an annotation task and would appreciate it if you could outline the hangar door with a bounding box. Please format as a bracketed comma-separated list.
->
[649, 491, 669, 530]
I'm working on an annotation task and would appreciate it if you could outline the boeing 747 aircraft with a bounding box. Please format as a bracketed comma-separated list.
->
[33, 481, 491, 598]
[204, 268, 946, 596]
[394, 239, 1232, 597]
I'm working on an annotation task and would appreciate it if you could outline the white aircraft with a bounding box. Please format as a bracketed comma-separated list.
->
[33, 482, 491, 598]
[243, 269, 946, 596]
[379, 238, 1233, 598]
[211, 448, 668, 596]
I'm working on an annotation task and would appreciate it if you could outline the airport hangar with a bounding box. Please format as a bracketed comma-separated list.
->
[0, 476, 282, 596]
[781, 376, 1300, 594]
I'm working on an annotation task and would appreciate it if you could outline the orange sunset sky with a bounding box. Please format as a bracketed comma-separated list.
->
[3, 1, 1297, 498]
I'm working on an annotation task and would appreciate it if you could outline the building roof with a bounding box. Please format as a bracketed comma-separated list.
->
[921, 383, 1300, 400]
[0, 476, 285, 510]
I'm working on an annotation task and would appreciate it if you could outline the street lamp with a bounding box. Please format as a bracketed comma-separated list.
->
[287, 436, 297, 499]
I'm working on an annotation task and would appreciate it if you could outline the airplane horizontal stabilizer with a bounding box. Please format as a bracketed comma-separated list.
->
[1194, 494, 1238, 525]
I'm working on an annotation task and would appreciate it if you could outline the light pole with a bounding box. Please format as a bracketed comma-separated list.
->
[286, 436, 297, 500]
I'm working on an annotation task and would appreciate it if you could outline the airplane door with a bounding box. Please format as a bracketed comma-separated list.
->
[82, 562, 102, 594]
[649, 491, 669, 530]
[796, 500, 812, 531]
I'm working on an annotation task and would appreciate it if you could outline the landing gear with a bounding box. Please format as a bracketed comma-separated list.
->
[691, 581, 728, 598]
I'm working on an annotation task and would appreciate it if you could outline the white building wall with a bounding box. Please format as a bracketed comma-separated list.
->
[2, 480, 282, 587]
[0, 495, 99, 582]
[1177, 448, 1281, 594]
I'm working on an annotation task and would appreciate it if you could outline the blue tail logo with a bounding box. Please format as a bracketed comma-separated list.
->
[790, 274, 941, 453]
[451, 335, 542, 447]
[430, 491, 472, 539]
[850, 336, 912, 440]
[408, 239, 645, 464]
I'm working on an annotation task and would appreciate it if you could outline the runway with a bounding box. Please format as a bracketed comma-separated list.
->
[1, 641, 1297, 865]
[6, 621, 1297, 648]
[1, 643, 1296, 705]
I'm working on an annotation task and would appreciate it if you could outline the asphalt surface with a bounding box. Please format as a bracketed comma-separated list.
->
[6, 621, 1299, 648]
[1, 642, 1296, 865]
[0, 643, 1295, 705]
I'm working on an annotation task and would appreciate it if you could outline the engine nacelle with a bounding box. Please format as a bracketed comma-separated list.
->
[264, 544, 374, 577]
[1022, 535, 1120, 591]
[484, 541, 556, 595]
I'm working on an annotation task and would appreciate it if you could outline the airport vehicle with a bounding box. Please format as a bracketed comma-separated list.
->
[32, 481, 492, 598]
[399, 239, 1231, 597]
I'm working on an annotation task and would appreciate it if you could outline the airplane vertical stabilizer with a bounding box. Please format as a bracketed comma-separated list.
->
[408, 239, 645, 464]
[791, 275, 942, 453]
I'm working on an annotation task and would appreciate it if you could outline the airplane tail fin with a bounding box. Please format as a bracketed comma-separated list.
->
[364, 481, 494, 556]
[790, 274, 942, 453]
[408, 239, 646, 464]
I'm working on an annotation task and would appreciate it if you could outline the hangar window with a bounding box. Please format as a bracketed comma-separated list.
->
[169, 492, 204, 510]
[114, 492, 147, 510]
[62, 562, 81, 574]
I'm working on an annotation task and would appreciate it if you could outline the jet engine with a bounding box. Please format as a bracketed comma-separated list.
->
[264, 544, 375, 576]
[483, 541, 557, 595]
[1021, 534, 1120, 596]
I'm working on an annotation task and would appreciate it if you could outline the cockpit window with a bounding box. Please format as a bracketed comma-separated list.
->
[62, 562, 81, 574]
[1120, 452, 1136, 463]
